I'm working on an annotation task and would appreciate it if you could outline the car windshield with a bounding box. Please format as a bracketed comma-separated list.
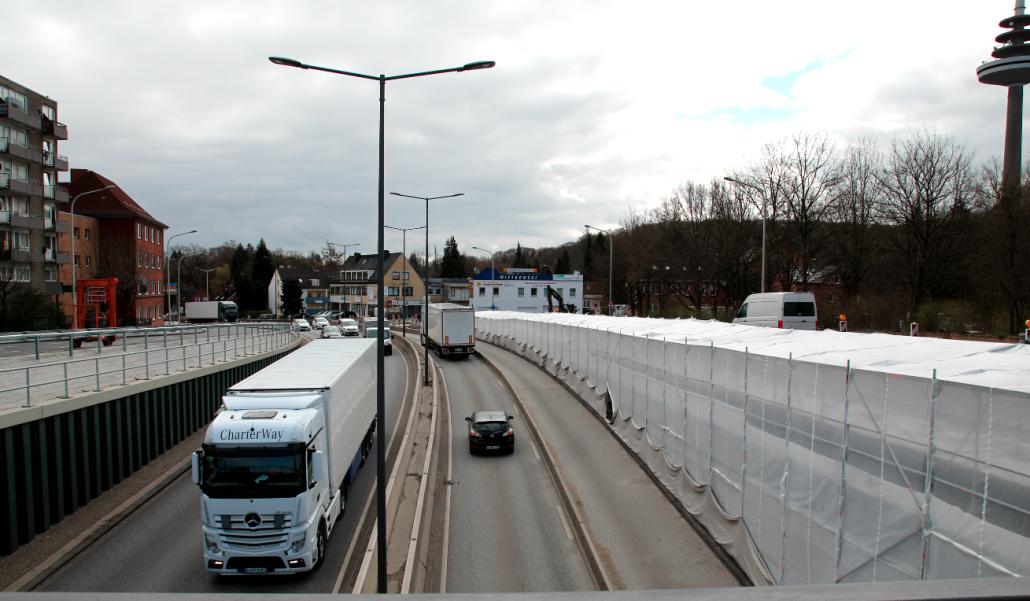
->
[365, 328, 391, 338]
[323, 326, 340, 334]
[200, 445, 306, 499]
[340, 319, 358, 328]
[474, 421, 509, 434]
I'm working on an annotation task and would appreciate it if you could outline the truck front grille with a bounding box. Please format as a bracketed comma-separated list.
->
[217, 513, 293, 551]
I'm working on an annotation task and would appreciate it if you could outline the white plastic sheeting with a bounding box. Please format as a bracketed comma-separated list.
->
[475, 312, 1030, 585]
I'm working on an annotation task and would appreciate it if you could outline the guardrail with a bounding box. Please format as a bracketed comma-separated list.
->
[0, 323, 296, 409]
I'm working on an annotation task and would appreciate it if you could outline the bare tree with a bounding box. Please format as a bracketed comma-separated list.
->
[974, 162, 1030, 334]
[877, 130, 976, 310]
[829, 138, 883, 304]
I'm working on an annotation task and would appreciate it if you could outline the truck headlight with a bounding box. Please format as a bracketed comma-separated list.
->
[205, 535, 221, 554]
[290, 536, 306, 554]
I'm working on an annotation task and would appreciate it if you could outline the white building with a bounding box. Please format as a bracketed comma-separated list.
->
[469, 268, 584, 313]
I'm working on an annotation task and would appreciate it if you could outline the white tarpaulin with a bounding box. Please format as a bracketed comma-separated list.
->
[475, 312, 1030, 586]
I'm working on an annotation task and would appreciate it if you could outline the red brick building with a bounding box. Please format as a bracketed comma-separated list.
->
[65, 169, 167, 326]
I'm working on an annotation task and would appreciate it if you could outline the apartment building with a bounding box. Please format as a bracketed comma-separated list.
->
[0, 75, 70, 298]
[67, 169, 167, 326]
[332, 252, 425, 318]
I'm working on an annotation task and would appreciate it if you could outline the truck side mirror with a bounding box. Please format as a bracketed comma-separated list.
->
[464, 416, 472, 422]
[191, 450, 203, 486]
[310, 450, 326, 488]
[507, 415, 515, 420]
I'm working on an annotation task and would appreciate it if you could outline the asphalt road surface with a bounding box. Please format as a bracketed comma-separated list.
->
[36, 347, 409, 593]
[439, 354, 594, 593]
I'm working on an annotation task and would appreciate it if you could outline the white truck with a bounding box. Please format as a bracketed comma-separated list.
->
[424, 303, 475, 358]
[191, 339, 376, 574]
[185, 300, 239, 323]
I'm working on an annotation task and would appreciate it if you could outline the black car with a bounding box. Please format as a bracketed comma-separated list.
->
[465, 411, 515, 455]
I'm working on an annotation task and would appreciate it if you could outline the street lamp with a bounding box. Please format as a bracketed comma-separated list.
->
[724, 176, 768, 293]
[584, 225, 614, 315]
[271, 55, 493, 593]
[196, 266, 216, 300]
[328, 242, 360, 313]
[385, 225, 425, 337]
[166, 229, 197, 323]
[471, 246, 498, 311]
[70, 185, 115, 329]
[390, 191, 464, 386]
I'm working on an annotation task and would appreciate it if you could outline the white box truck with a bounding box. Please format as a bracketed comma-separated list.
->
[424, 302, 475, 358]
[190, 339, 376, 574]
[185, 300, 239, 323]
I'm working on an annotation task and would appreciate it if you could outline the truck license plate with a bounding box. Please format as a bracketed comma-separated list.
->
[486, 445, 499, 450]
[242, 567, 268, 574]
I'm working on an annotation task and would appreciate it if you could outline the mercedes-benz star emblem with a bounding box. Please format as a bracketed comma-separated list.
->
[244, 512, 262, 528]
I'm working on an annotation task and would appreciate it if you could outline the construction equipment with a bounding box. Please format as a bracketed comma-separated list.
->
[73, 277, 119, 347]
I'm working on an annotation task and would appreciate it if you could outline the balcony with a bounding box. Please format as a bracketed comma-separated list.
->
[42, 117, 68, 140]
[3, 177, 41, 197]
[0, 98, 37, 129]
[44, 248, 55, 262]
[0, 137, 41, 163]
[53, 153, 68, 171]
[10, 248, 32, 263]
[54, 186, 69, 202]
[44, 217, 54, 230]
[0, 211, 8, 224]
[11, 213, 43, 229]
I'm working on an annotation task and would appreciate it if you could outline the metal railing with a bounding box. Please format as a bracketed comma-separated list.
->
[0, 323, 298, 409]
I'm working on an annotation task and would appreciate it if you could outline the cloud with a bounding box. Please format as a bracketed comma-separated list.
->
[4, 0, 1019, 258]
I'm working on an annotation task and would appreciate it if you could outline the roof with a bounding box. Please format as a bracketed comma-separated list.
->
[277, 266, 338, 289]
[228, 338, 374, 391]
[66, 169, 168, 228]
[340, 252, 403, 279]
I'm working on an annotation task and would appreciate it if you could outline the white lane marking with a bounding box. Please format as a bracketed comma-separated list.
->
[557, 503, 575, 541]
[439, 366, 454, 593]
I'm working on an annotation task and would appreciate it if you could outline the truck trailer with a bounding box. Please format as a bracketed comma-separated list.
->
[424, 302, 475, 358]
[185, 300, 239, 323]
[191, 338, 376, 574]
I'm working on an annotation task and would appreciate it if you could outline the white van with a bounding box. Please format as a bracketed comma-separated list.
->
[732, 292, 820, 330]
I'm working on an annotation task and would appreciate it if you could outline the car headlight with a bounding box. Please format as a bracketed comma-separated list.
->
[290, 536, 307, 553]
[205, 535, 221, 553]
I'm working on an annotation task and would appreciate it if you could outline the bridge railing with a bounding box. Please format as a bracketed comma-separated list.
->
[0, 322, 297, 409]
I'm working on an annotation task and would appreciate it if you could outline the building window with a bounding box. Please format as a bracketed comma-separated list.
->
[402, 286, 413, 296]
[569, 288, 577, 297]
[531, 288, 538, 297]
[402, 271, 409, 281]
[85, 255, 91, 266]
[478, 287, 485, 296]
[45, 267, 58, 282]
[392, 271, 400, 280]
[492, 287, 499, 296]
[387, 287, 399, 296]
[74, 255, 80, 266]
[518, 287, 525, 297]
[73, 227, 79, 239]
[157, 230, 161, 244]
[84, 228, 91, 240]
[137, 252, 141, 267]
[14, 266, 30, 282]
[137, 223, 142, 239]
[145, 227, 149, 242]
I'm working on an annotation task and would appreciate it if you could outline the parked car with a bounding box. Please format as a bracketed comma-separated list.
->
[292, 318, 311, 332]
[338, 319, 360, 337]
[312, 316, 330, 330]
[465, 411, 515, 455]
[365, 326, 393, 355]
[732, 292, 819, 330]
[321, 325, 343, 339]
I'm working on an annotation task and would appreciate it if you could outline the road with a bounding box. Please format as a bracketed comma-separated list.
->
[36, 344, 410, 593]
[438, 353, 594, 593]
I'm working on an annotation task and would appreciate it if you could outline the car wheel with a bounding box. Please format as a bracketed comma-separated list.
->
[313, 524, 327, 569]
[468, 442, 475, 455]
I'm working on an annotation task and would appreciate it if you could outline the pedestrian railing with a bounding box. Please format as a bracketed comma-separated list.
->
[0, 323, 297, 410]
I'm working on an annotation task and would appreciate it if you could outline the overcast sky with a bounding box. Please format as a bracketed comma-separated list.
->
[6, 1, 1019, 259]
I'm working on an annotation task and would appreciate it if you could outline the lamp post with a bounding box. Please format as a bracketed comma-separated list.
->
[197, 267, 216, 300]
[270, 55, 493, 593]
[70, 185, 115, 329]
[723, 176, 768, 293]
[385, 225, 425, 337]
[471, 246, 497, 311]
[165, 229, 197, 323]
[390, 191, 464, 386]
[328, 242, 360, 314]
[584, 224, 614, 315]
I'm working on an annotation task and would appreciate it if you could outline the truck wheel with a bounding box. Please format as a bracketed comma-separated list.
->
[313, 524, 327, 569]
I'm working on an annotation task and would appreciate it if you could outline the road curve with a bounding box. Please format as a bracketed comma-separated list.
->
[438, 354, 593, 593]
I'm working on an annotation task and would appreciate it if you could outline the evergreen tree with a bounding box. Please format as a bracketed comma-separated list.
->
[514, 242, 528, 268]
[440, 236, 468, 278]
[251, 239, 275, 288]
[281, 279, 303, 316]
[555, 250, 572, 274]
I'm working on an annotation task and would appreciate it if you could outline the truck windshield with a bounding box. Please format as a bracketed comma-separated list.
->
[201, 445, 306, 499]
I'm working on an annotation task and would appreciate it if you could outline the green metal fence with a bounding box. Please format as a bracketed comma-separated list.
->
[0, 346, 295, 556]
